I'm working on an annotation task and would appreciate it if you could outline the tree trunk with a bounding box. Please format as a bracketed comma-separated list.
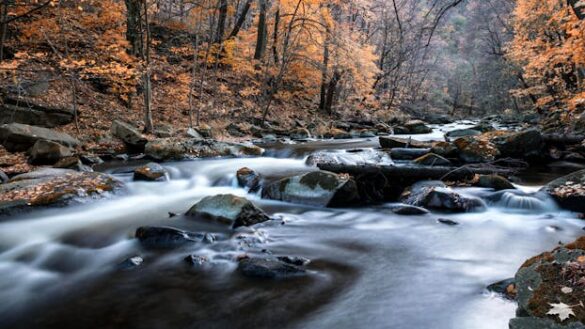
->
[254, 0, 268, 60]
[324, 71, 340, 115]
[569, 0, 585, 20]
[229, 0, 252, 38]
[215, 0, 228, 43]
[272, 6, 280, 64]
[142, 0, 154, 133]
[125, 0, 143, 57]
[319, 37, 329, 112]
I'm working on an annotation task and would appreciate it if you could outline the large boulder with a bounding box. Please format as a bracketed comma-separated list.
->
[0, 123, 80, 152]
[133, 162, 168, 181]
[135, 226, 215, 249]
[29, 139, 73, 164]
[401, 181, 485, 213]
[379, 136, 431, 149]
[475, 174, 515, 191]
[145, 138, 263, 161]
[111, 120, 147, 152]
[0, 99, 75, 128]
[404, 120, 433, 134]
[541, 169, 585, 212]
[262, 171, 360, 207]
[492, 129, 544, 159]
[454, 136, 500, 163]
[0, 169, 124, 216]
[186, 194, 270, 228]
[510, 237, 585, 328]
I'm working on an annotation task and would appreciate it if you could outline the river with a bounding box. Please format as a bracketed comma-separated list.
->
[0, 122, 583, 329]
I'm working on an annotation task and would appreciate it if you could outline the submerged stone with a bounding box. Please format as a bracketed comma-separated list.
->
[135, 226, 215, 249]
[238, 257, 306, 279]
[133, 162, 168, 182]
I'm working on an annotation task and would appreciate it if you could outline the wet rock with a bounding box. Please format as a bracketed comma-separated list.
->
[133, 162, 168, 182]
[184, 254, 209, 267]
[277, 256, 311, 266]
[236, 167, 260, 191]
[54, 156, 93, 172]
[392, 126, 409, 134]
[186, 194, 270, 228]
[486, 278, 516, 300]
[542, 169, 585, 212]
[117, 256, 144, 270]
[404, 120, 433, 134]
[145, 138, 263, 161]
[401, 181, 486, 213]
[510, 237, 585, 328]
[375, 122, 393, 134]
[390, 148, 430, 160]
[390, 204, 429, 215]
[492, 129, 544, 159]
[111, 120, 147, 152]
[379, 136, 431, 149]
[29, 139, 73, 164]
[290, 128, 311, 140]
[350, 129, 377, 138]
[413, 153, 452, 166]
[262, 171, 360, 207]
[475, 174, 515, 191]
[445, 129, 481, 139]
[135, 226, 215, 249]
[80, 154, 104, 166]
[437, 218, 459, 226]
[0, 170, 123, 216]
[237, 257, 306, 279]
[0, 123, 80, 152]
[0, 98, 75, 128]
[454, 136, 500, 163]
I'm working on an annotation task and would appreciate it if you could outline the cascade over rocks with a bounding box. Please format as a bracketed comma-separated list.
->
[186, 194, 270, 228]
[145, 138, 264, 161]
[0, 123, 80, 152]
[261, 171, 360, 207]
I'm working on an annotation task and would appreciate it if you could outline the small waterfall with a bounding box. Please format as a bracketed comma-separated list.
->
[486, 190, 557, 212]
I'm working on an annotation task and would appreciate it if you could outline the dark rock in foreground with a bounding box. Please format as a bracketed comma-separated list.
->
[238, 257, 307, 279]
[186, 194, 270, 228]
[510, 237, 585, 328]
[401, 181, 485, 213]
[262, 171, 360, 207]
[486, 278, 516, 300]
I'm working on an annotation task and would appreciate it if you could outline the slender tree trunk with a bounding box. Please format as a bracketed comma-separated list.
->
[142, 0, 154, 133]
[0, 0, 8, 63]
[254, 0, 268, 60]
[272, 6, 280, 64]
[229, 0, 251, 38]
[319, 37, 329, 111]
[324, 71, 340, 115]
[125, 0, 143, 57]
[216, 0, 228, 43]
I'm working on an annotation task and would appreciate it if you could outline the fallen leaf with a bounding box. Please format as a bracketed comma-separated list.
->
[547, 302, 575, 321]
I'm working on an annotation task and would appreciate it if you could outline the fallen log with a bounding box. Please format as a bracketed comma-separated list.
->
[390, 148, 431, 160]
[379, 136, 432, 149]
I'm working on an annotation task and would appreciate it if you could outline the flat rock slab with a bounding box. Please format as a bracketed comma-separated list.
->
[0, 123, 80, 152]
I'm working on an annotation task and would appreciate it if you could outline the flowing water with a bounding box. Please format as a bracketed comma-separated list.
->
[0, 123, 584, 329]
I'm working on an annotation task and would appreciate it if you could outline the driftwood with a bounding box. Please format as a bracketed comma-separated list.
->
[317, 163, 516, 181]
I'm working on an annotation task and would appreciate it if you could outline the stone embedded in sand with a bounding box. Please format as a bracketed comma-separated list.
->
[261, 171, 360, 207]
[186, 194, 270, 228]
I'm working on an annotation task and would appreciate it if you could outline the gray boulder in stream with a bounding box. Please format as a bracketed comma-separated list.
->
[145, 138, 263, 161]
[401, 181, 485, 213]
[261, 171, 360, 207]
[186, 194, 270, 228]
[541, 169, 585, 212]
[238, 257, 307, 279]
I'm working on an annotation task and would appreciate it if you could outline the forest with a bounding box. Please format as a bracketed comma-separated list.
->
[1, 1, 585, 329]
